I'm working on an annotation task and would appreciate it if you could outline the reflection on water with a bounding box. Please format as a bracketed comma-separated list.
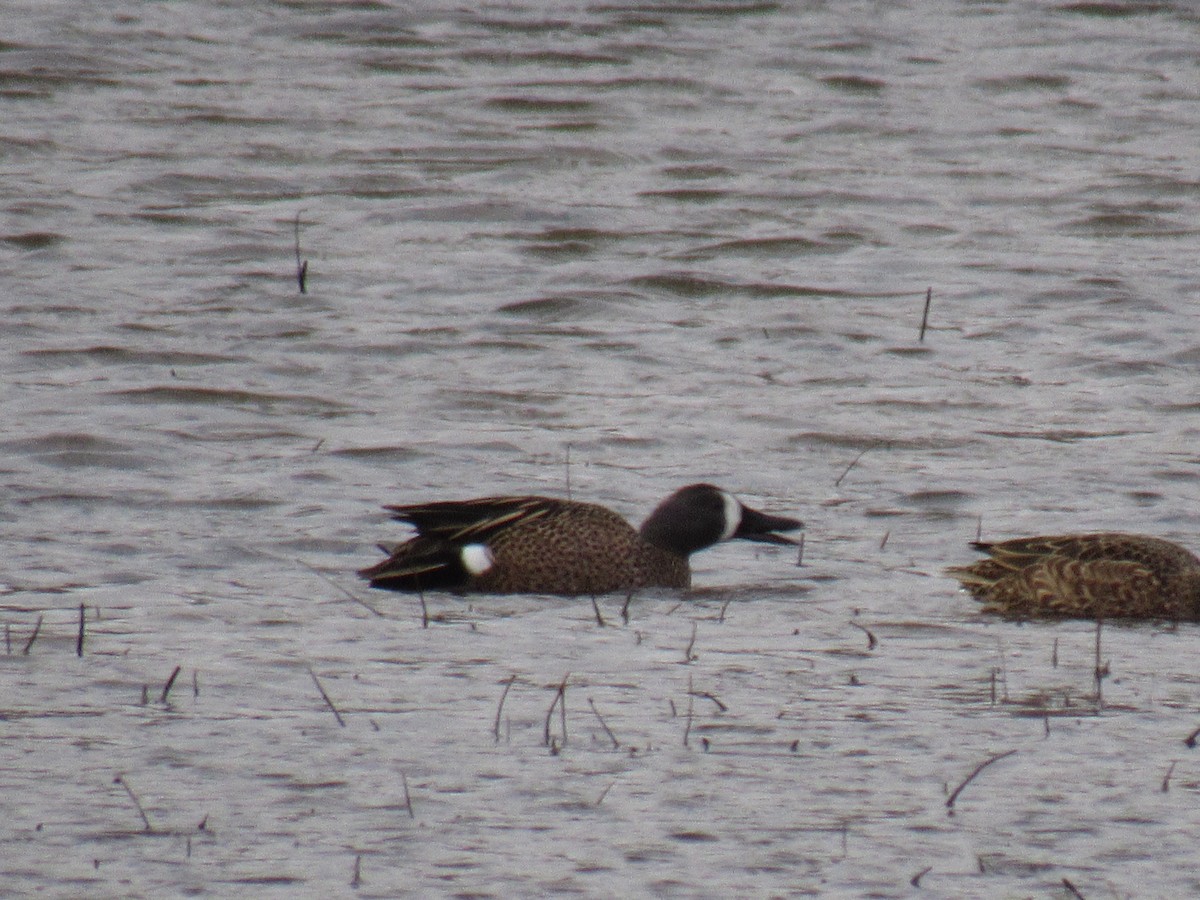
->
[4, 0, 1200, 895]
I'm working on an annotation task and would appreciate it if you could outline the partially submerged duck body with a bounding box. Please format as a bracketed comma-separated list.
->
[947, 532, 1200, 621]
[360, 483, 802, 596]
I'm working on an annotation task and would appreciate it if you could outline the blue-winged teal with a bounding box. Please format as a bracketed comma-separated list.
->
[946, 532, 1200, 620]
[359, 483, 802, 595]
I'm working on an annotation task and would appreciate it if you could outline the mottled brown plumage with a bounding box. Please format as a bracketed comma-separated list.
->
[946, 532, 1200, 621]
[359, 484, 802, 596]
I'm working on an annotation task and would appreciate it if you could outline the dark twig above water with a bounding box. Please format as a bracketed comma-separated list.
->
[159, 665, 182, 706]
[544, 673, 569, 748]
[834, 441, 884, 487]
[1093, 619, 1108, 710]
[21, 615, 43, 655]
[493, 674, 516, 743]
[293, 210, 308, 294]
[849, 620, 878, 650]
[114, 774, 153, 832]
[946, 748, 1018, 812]
[309, 668, 346, 727]
[919, 286, 932, 342]
[588, 697, 619, 749]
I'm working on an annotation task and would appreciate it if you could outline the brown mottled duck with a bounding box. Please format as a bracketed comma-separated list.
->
[946, 532, 1200, 621]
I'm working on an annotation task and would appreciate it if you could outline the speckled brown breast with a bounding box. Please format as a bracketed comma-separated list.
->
[472, 502, 690, 594]
[947, 532, 1200, 621]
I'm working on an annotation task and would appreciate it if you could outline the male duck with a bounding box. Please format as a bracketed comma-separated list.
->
[360, 483, 802, 595]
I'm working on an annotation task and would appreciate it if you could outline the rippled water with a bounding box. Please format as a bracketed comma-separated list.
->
[5, 1, 1200, 896]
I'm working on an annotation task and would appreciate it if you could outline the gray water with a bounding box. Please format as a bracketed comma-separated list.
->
[5, 1, 1200, 896]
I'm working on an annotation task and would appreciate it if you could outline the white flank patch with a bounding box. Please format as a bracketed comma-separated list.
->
[460, 543, 495, 576]
[719, 491, 741, 541]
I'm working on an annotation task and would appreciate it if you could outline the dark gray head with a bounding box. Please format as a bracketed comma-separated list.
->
[638, 483, 803, 558]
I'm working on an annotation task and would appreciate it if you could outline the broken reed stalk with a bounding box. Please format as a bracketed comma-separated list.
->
[795, 532, 805, 567]
[684, 621, 698, 663]
[588, 697, 620, 749]
[849, 620, 878, 650]
[945, 748, 1018, 812]
[543, 673, 569, 747]
[1062, 878, 1085, 900]
[21, 615, 43, 655]
[591, 596, 605, 627]
[76, 603, 85, 657]
[419, 592, 429, 629]
[621, 593, 633, 624]
[1185, 724, 1200, 748]
[159, 666, 182, 705]
[309, 668, 346, 727]
[351, 854, 362, 888]
[114, 775, 153, 832]
[1093, 619, 1106, 709]
[918, 287, 932, 342]
[294, 211, 308, 294]
[493, 674, 516, 742]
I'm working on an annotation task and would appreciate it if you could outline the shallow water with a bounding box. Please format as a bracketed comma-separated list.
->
[5, 0, 1200, 896]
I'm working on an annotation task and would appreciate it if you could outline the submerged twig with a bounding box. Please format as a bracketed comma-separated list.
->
[946, 748, 1018, 811]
